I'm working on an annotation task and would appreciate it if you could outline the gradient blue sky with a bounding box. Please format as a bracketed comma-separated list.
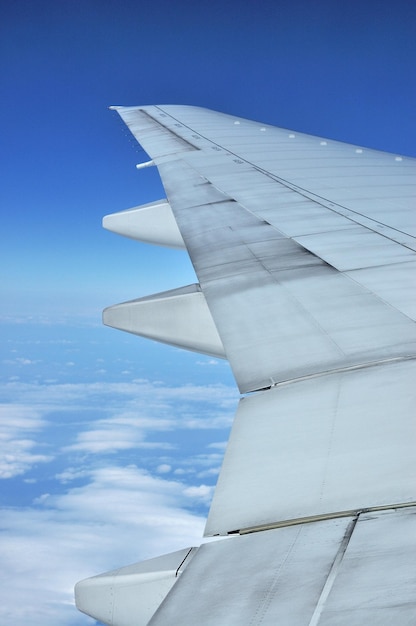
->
[1, 1, 415, 624]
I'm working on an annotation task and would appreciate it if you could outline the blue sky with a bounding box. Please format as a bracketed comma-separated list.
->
[1, 1, 415, 624]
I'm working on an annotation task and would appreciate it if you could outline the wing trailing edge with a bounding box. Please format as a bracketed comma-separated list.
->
[75, 105, 416, 625]
[76, 507, 416, 625]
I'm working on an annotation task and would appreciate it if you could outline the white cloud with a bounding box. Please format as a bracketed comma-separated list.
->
[0, 465, 206, 626]
[0, 379, 237, 467]
[55, 467, 90, 484]
[65, 426, 172, 454]
[157, 463, 172, 474]
[0, 376, 237, 486]
[173, 468, 187, 475]
[0, 378, 237, 492]
[184, 452, 225, 468]
[196, 358, 220, 366]
[183, 484, 214, 503]
[1, 379, 237, 418]
[207, 441, 228, 450]
[3, 357, 42, 366]
[0, 405, 52, 478]
[197, 467, 221, 478]
[0, 378, 237, 623]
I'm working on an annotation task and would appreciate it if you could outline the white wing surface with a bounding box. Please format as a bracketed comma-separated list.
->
[75, 106, 416, 625]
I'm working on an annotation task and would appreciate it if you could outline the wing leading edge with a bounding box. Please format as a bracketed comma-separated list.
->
[75, 106, 416, 625]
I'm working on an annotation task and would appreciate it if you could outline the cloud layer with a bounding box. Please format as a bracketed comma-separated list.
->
[0, 373, 237, 625]
[0, 465, 207, 626]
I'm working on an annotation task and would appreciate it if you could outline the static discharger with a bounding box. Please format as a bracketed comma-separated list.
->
[136, 160, 155, 169]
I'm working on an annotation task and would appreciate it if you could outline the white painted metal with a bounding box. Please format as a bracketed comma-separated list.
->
[345, 261, 416, 321]
[117, 105, 415, 237]
[75, 547, 196, 626]
[152, 156, 416, 392]
[110, 106, 416, 393]
[75, 106, 416, 626]
[103, 199, 185, 248]
[111, 105, 199, 157]
[150, 519, 352, 626]
[135, 159, 155, 169]
[103, 284, 225, 358]
[316, 508, 416, 625]
[293, 226, 415, 271]
[205, 359, 416, 535]
[149, 509, 416, 625]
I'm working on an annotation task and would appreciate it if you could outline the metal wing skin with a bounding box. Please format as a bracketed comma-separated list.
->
[75, 106, 416, 625]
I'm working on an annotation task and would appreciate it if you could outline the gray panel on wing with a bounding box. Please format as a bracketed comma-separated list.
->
[205, 359, 416, 536]
[294, 227, 415, 271]
[112, 104, 416, 329]
[93, 106, 416, 626]
[112, 106, 199, 158]
[156, 159, 416, 393]
[142, 105, 416, 237]
[150, 519, 351, 626]
[345, 260, 416, 321]
[150, 509, 416, 625]
[317, 508, 416, 625]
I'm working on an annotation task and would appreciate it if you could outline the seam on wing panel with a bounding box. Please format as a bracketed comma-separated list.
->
[153, 107, 415, 250]
[245, 354, 416, 394]
[318, 376, 341, 505]
[249, 526, 304, 626]
[237, 501, 416, 535]
[175, 548, 194, 577]
[251, 163, 416, 251]
[140, 108, 200, 152]
[307, 515, 359, 626]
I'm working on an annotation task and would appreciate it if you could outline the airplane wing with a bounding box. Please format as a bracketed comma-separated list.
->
[75, 106, 416, 625]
